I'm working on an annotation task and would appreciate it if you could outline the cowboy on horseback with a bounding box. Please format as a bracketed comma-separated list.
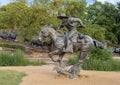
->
[57, 13, 86, 53]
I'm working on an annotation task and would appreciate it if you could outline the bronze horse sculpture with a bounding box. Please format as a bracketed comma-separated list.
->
[38, 25, 107, 78]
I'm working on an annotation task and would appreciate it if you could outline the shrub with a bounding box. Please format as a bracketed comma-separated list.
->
[88, 48, 112, 61]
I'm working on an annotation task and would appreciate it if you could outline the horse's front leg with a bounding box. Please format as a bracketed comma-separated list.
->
[57, 53, 65, 63]
[48, 49, 60, 62]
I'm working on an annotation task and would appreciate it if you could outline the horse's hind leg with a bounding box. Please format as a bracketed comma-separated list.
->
[79, 43, 91, 63]
[79, 51, 89, 63]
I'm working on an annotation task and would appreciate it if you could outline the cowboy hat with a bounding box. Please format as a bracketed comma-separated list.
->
[57, 13, 69, 19]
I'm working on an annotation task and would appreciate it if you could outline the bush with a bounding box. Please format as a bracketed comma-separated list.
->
[88, 48, 112, 61]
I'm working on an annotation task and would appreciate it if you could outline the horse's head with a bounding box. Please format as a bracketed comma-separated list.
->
[38, 25, 56, 42]
[39, 26, 49, 41]
[38, 25, 65, 43]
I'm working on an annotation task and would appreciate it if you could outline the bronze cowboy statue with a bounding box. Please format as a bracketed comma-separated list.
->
[38, 13, 107, 79]
[57, 13, 86, 53]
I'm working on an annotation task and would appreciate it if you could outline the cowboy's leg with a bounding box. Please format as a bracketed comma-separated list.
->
[65, 37, 73, 52]
[63, 36, 73, 53]
[69, 29, 78, 39]
[64, 30, 77, 53]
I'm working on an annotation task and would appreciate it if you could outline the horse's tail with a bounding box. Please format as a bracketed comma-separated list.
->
[93, 39, 107, 49]
[84, 35, 94, 45]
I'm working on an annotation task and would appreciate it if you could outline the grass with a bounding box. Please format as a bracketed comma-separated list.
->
[68, 55, 79, 65]
[0, 70, 26, 85]
[0, 50, 27, 66]
[82, 59, 120, 71]
[69, 56, 120, 71]
[0, 50, 46, 66]
[68, 48, 120, 71]
[28, 60, 46, 66]
[0, 43, 25, 50]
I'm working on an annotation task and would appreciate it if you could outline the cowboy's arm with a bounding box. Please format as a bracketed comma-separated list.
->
[59, 22, 65, 29]
[70, 18, 86, 28]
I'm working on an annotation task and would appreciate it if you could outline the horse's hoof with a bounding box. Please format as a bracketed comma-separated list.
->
[49, 53, 52, 57]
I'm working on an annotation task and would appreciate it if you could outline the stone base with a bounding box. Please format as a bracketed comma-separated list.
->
[53, 61, 81, 79]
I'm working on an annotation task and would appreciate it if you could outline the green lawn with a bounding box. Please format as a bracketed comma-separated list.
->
[0, 70, 26, 85]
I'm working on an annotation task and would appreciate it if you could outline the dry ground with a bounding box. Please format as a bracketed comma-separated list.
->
[0, 65, 120, 85]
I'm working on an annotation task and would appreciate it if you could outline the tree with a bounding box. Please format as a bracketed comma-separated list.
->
[0, 1, 51, 40]
[65, 0, 86, 19]
[85, 1, 120, 43]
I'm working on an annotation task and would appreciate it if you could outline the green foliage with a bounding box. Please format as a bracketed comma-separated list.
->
[0, 0, 87, 41]
[81, 48, 119, 71]
[82, 59, 120, 71]
[0, 2, 28, 29]
[68, 48, 120, 71]
[65, 0, 86, 19]
[68, 53, 79, 65]
[105, 31, 118, 43]
[28, 60, 46, 66]
[0, 1, 51, 40]
[68, 48, 112, 65]
[0, 50, 46, 66]
[85, 1, 120, 43]
[0, 70, 26, 85]
[17, 4, 51, 40]
[0, 43, 25, 50]
[0, 0, 120, 44]
[0, 50, 27, 66]
[88, 48, 112, 61]
[78, 24, 106, 41]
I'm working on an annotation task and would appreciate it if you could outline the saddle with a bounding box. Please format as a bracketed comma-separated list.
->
[64, 32, 84, 44]
[77, 33, 85, 43]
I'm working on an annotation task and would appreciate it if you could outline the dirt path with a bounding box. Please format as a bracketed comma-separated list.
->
[0, 65, 120, 85]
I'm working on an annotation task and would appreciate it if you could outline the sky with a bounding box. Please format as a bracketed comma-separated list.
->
[86, 0, 119, 5]
[0, 0, 119, 6]
[0, 0, 11, 6]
